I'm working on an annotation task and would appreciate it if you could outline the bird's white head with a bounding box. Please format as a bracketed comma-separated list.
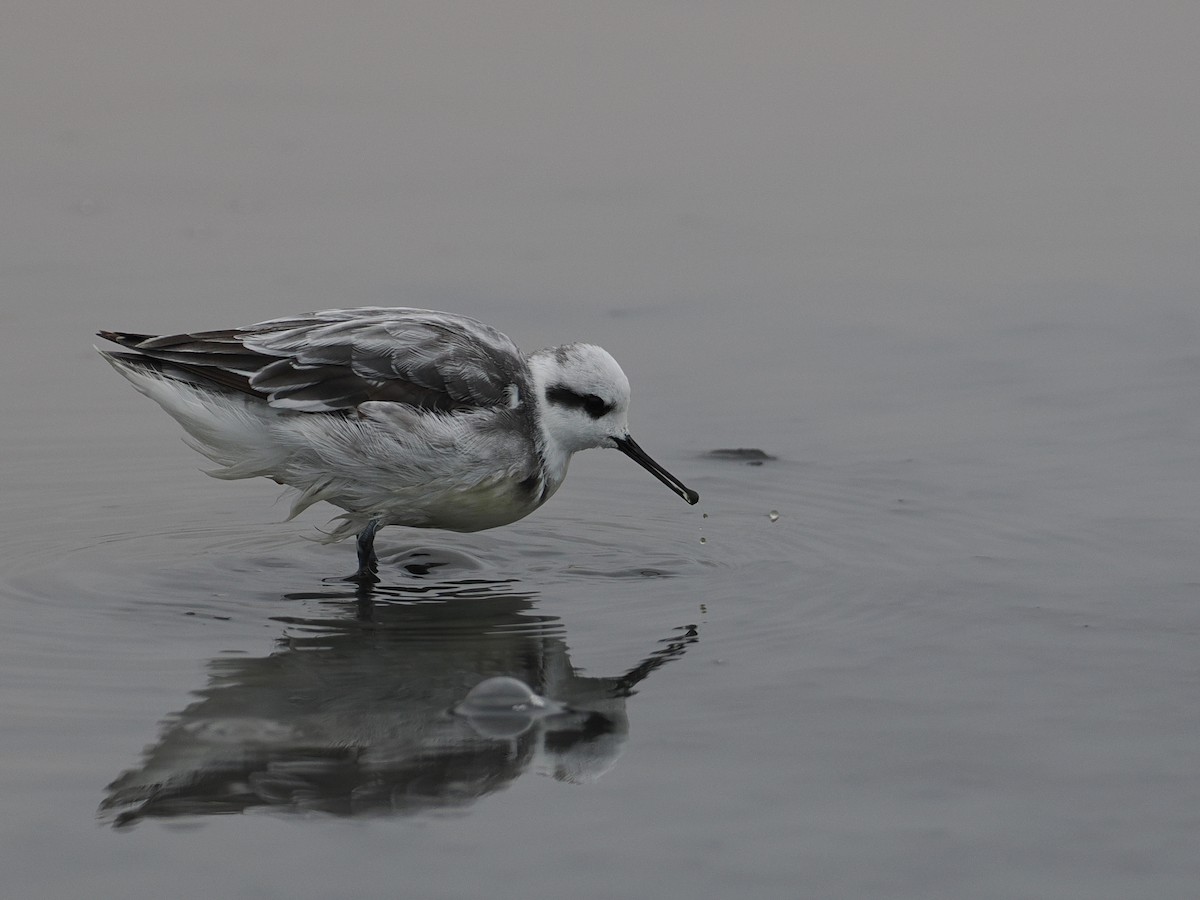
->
[528, 343, 699, 505]
[529, 343, 632, 454]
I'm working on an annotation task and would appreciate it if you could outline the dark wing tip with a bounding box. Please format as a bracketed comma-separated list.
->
[97, 330, 155, 349]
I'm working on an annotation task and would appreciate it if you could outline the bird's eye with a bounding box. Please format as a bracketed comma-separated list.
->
[546, 385, 613, 420]
[582, 394, 608, 418]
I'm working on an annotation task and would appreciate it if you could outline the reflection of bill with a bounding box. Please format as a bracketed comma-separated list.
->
[100, 580, 698, 827]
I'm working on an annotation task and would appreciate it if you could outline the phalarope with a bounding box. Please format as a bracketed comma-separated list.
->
[98, 307, 698, 580]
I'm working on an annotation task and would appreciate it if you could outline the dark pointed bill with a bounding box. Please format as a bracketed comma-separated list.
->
[614, 436, 700, 505]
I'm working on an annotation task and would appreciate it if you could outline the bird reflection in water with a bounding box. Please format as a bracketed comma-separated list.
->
[100, 572, 698, 827]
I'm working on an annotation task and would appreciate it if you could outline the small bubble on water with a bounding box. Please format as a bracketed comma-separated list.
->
[768, 510, 780, 522]
[460, 676, 545, 713]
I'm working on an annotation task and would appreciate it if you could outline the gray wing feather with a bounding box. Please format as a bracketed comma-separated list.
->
[99, 308, 529, 414]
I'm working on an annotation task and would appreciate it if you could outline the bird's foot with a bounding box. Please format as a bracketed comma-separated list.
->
[346, 519, 381, 584]
[343, 564, 380, 585]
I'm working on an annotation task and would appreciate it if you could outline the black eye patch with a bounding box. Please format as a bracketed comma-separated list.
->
[545, 385, 613, 420]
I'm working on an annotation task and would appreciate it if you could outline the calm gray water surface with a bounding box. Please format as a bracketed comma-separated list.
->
[3, 4, 1199, 898]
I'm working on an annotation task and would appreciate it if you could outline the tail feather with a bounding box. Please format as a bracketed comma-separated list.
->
[99, 349, 374, 544]
[99, 350, 288, 476]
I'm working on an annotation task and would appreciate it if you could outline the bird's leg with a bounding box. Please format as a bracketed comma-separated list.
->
[347, 518, 381, 583]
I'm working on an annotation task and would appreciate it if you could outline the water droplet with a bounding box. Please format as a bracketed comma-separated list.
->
[767, 510, 780, 522]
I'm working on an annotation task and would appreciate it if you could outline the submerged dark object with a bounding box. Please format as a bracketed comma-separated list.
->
[704, 448, 776, 465]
